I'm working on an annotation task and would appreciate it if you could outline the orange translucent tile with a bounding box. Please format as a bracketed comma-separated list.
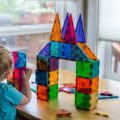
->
[76, 77, 99, 94]
[91, 77, 99, 92]
[37, 85, 48, 101]
[49, 71, 58, 85]
[83, 78, 91, 88]
[50, 13, 63, 42]
[78, 43, 97, 60]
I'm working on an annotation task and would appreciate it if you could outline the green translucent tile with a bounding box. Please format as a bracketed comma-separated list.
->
[50, 42, 59, 50]
[75, 92, 98, 110]
[82, 72, 92, 79]
[83, 94, 91, 100]
[84, 62, 91, 72]
[75, 92, 91, 102]
[76, 61, 91, 72]
[75, 92, 91, 110]
[76, 60, 99, 78]
[76, 62, 83, 76]
[49, 84, 58, 100]
[50, 42, 59, 57]
[50, 51, 59, 57]
[75, 92, 92, 110]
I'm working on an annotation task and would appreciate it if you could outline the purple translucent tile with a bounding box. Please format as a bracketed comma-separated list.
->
[50, 57, 59, 71]
[39, 43, 50, 56]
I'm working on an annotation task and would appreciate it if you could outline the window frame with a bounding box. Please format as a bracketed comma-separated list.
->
[0, 24, 52, 37]
[104, 42, 120, 81]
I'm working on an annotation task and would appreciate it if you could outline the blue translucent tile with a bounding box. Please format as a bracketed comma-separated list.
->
[75, 15, 86, 43]
[71, 45, 77, 60]
[64, 43, 71, 59]
[15, 52, 26, 68]
[62, 13, 69, 39]
[36, 70, 49, 86]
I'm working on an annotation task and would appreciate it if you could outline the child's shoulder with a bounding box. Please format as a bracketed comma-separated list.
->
[0, 83, 23, 106]
[0, 83, 12, 92]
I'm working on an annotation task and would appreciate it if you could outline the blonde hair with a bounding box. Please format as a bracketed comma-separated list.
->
[0, 45, 14, 81]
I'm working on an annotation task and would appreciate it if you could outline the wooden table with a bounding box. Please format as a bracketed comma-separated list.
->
[17, 70, 120, 120]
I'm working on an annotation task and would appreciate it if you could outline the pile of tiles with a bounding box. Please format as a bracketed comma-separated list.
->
[36, 13, 99, 110]
[7, 51, 26, 92]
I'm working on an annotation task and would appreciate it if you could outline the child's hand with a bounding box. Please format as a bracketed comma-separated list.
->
[20, 68, 32, 105]
[22, 68, 32, 82]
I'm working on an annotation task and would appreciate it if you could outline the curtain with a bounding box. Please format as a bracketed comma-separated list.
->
[99, 0, 120, 41]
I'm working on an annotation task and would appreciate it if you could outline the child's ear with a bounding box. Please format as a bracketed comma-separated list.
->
[6, 70, 13, 80]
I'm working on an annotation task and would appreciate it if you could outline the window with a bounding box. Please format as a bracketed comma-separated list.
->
[0, 0, 55, 26]
[99, 0, 120, 81]
[0, 0, 83, 71]
[0, 0, 56, 71]
[104, 42, 120, 81]
[1, 33, 50, 71]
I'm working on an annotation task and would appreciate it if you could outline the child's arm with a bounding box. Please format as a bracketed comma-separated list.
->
[20, 68, 32, 105]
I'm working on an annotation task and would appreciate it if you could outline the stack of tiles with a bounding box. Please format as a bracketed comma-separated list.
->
[7, 51, 26, 92]
[36, 13, 99, 110]
[36, 43, 59, 100]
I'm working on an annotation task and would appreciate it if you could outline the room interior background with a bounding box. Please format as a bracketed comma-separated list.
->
[0, 0, 120, 81]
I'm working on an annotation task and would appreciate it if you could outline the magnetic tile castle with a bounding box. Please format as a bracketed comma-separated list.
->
[7, 51, 26, 92]
[36, 13, 100, 110]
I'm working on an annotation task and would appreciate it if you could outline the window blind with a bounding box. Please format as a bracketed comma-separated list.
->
[99, 0, 120, 41]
